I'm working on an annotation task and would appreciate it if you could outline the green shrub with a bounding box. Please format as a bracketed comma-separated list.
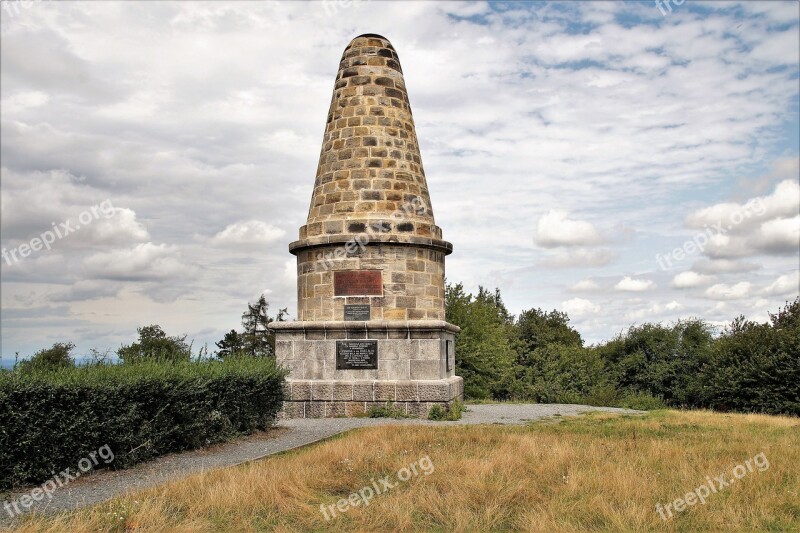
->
[118, 325, 192, 364]
[428, 400, 464, 421]
[427, 404, 446, 420]
[15, 343, 76, 373]
[367, 403, 412, 419]
[701, 299, 799, 416]
[617, 392, 667, 411]
[595, 320, 713, 408]
[446, 284, 517, 400]
[516, 344, 609, 403]
[0, 357, 286, 490]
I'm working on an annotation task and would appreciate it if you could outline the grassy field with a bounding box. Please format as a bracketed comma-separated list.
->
[6, 409, 799, 532]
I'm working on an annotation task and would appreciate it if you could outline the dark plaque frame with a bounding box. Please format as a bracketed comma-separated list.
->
[336, 340, 379, 370]
[344, 304, 371, 321]
[334, 270, 383, 296]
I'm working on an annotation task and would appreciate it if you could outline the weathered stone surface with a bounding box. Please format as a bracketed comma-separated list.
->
[282, 401, 305, 419]
[410, 360, 441, 380]
[346, 401, 367, 416]
[290, 381, 311, 401]
[333, 382, 354, 401]
[381, 359, 410, 380]
[407, 401, 430, 418]
[312, 382, 333, 401]
[353, 381, 374, 401]
[275, 340, 294, 358]
[418, 381, 450, 402]
[396, 381, 418, 402]
[326, 402, 347, 418]
[278, 376, 462, 418]
[305, 359, 326, 380]
[307, 402, 325, 418]
[374, 381, 396, 401]
[418, 339, 442, 360]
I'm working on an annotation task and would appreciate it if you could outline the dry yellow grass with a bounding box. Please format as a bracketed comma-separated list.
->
[7, 409, 799, 532]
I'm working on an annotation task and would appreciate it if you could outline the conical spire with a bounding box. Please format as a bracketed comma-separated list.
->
[293, 34, 449, 253]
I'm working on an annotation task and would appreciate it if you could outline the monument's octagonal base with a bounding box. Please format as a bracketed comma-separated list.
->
[280, 376, 464, 418]
[271, 320, 464, 418]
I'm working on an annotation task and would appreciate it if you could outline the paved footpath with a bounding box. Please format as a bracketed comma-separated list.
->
[0, 404, 641, 526]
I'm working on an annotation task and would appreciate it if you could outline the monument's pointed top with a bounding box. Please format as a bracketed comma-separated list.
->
[352, 33, 390, 41]
[293, 34, 450, 252]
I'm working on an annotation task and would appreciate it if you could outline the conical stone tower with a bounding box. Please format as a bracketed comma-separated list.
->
[271, 34, 463, 418]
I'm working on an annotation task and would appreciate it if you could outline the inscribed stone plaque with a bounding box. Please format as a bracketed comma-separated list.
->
[336, 340, 378, 370]
[334, 270, 383, 296]
[344, 304, 371, 321]
[446, 340, 453, 372]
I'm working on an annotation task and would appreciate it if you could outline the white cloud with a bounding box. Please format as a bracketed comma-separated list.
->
[534, 210, 604, 248]
[83, 208, 149, 244]
[561, 297, 600, 317]
[283, 258, 296, 286]
[569, 279, 601, 291]
[692, 259, 759, 274]
[704, 282, 753, 301]
[1, 91, 49, 113]
[762, 271, 799, 296]
[685, 180, 800, 259]
[83, 243, 191, 281]
[615, 276, 656, 292]
[540, 248, 616, 268]
[210, 220, 285, 246]
[624, 303, 665, 321]
[756, 216, 800, 253]
[671, 271, 714, 289]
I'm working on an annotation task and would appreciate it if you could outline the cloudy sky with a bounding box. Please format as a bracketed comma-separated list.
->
[1, 0, 798, 358]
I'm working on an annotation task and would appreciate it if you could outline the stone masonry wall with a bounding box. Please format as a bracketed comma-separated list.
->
[299, 34, 438, 242]
[280, 376, 465, 419]
[296, 243, 445, 322]
[273, 320, 457, 381]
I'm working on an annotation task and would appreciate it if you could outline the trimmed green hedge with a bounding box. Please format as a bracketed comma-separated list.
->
[0, 358, 286, 490]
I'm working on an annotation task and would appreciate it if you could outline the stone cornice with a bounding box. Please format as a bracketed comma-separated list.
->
[269, 320, 461, 334]
[289, 234, 453, 256]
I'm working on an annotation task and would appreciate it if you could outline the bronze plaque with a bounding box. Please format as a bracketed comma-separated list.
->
[336, 341, 378, 370]
[334, 270, 383, 296]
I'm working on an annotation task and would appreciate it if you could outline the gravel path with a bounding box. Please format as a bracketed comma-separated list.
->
[0, 404, 641, 527]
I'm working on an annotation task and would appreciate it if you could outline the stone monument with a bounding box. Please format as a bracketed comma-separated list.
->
[270, 34, 463, 418]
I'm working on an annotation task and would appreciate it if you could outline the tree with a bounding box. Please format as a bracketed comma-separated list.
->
[445, 283, 516, 400]
[215, 330, 245, 359]
[17, 342, 76, 373]
[701, 298, 800, 416]
[118, 325, 192, 364]
[240, 296, 287, 357]
[515, 307, 583, 367]
[595, 319, 714, 407]
[518, 343, 608, 403]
